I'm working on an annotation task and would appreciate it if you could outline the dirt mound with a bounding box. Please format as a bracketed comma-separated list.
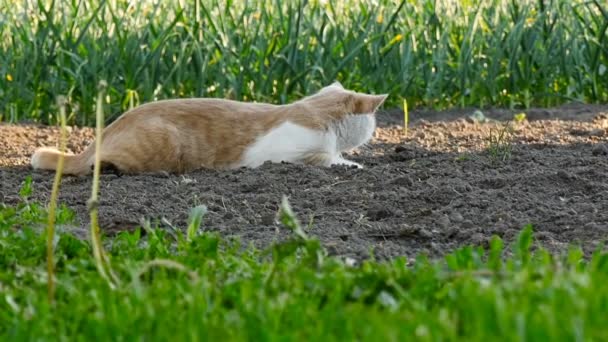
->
[2, 104, 608, 260]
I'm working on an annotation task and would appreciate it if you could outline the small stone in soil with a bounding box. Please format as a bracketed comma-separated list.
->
[436, 215, 451, 228]
[260, 213, 275, 225]
[592, 144, 608, 156]
[449, 212, 464, 223]
[391, 175, 413, 186]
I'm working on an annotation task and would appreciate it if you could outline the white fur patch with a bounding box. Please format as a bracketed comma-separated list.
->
[330, 155, 362, 168]
[238, 121, 336, 168]
[238, 114, 376, 169]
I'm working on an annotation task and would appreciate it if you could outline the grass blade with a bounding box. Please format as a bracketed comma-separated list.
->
[45, 96, 68, 303]
[88, 80, 119, 288]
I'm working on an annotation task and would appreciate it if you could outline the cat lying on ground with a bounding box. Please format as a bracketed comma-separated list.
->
[31, 82, 387, 175]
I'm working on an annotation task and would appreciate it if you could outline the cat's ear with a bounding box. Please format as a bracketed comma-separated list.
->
[330, 81, 344, 89]
[353, 94, 388, 113]
[320, 81, 345, 93]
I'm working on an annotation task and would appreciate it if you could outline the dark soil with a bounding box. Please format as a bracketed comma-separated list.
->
[2, 103, 608, 261]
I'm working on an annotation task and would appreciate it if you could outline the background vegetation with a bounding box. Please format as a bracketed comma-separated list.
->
[1, 0, 607, 126]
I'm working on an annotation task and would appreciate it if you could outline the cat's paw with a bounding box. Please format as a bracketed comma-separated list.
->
[331, 157, 363, 169]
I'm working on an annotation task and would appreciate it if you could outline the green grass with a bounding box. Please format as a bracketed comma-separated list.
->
[2, 178, 608, 340]
[1, 0, 607, 125]
[487, 121, 514, 164]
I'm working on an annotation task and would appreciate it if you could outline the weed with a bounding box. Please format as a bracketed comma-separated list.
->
[403, 98, 409, 136]
[88, 81, 119, 288]
[44, 96, 68, 302]
[514, 112, 527, 123]
[487, 121, 514, 164]
[186, 205, 207, 242]
[454, 154, 471, 162]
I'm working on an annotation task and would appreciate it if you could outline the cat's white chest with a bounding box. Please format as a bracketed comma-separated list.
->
[237, 114, 375, 168]
[238, 121, 335, 168]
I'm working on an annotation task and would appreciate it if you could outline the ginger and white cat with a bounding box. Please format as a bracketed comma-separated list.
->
[31, 82, 387, 175]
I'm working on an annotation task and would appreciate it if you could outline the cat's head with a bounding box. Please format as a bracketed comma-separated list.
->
[312, 81, 388, 114]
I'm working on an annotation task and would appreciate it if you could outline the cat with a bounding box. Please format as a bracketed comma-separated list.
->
[31, 82, 387, 175]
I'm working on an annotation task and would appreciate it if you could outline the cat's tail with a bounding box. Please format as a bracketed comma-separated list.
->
[31, 145, 95, 176]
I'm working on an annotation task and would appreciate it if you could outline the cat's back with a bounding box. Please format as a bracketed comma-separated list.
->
[123, 98, 275, 120]
[96, 97, 285, 171]
[107, 97, 281, 133]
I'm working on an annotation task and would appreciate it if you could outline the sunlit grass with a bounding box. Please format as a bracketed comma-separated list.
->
[87, 81, 120, 288]
[44, 96, 68, 302]
[0, 0, 606, 125]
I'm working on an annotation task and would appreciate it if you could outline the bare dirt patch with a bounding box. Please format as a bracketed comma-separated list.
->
[2, 104, 608, 260]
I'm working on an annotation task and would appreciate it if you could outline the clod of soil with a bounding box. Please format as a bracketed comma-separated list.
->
[2, 103, 608, 260]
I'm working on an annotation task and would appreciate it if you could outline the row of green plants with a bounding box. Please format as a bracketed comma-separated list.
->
[1, 0, 607, 125]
